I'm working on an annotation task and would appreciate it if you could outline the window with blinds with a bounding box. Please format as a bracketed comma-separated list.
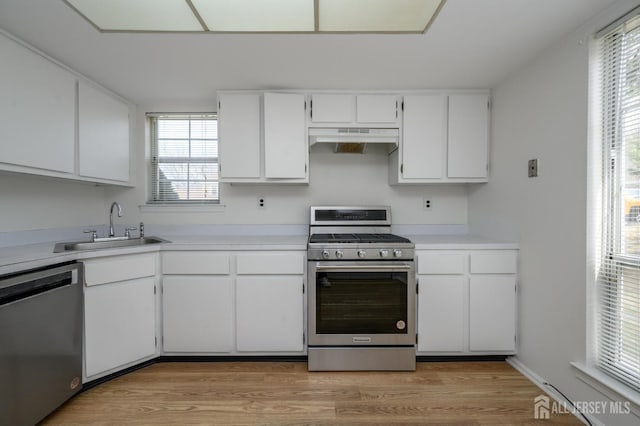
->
[595, 10, 640, 392]
[149, 114, 219, 203]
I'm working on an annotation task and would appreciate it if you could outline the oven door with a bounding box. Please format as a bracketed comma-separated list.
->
[308, 260, 416, 346]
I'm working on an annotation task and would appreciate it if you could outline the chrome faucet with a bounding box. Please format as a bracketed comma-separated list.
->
[109, 201, 122, 237]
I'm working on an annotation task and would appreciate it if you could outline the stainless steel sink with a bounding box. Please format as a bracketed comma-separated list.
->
[53, 236, 169, 253]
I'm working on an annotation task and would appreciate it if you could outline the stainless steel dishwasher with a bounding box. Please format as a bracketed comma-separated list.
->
[0, 261, 83, 426]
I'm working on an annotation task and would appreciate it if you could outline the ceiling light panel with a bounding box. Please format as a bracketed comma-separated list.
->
[319, 0, 444, 32]
[191, 0, 315, 32]
[66, 0, 204, 32]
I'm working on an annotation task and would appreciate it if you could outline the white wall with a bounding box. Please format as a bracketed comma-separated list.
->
[0, 172, 106, 232]
[105, 105, 469, 229]
[468, 1, 639, 425]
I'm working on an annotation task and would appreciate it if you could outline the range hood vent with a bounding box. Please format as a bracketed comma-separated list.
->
[309, 127, 399, 154]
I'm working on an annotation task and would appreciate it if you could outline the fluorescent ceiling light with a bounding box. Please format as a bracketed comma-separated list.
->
[65, 0, 445, 33]
[319, 0, 443, 32]
[66, 0, 203, 32]
[192, 0, 315, 32]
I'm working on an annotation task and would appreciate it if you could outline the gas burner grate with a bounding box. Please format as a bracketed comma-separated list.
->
[309, 233, 411, 244]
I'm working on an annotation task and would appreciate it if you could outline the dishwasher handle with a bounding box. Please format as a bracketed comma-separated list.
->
[0, 263, 80, 307]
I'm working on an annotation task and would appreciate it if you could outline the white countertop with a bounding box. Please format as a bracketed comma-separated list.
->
[0, 234, 308, 275]
[406, 234, 519, 250]
[165, 234, 308, 250]
[0, 233, 516, 276]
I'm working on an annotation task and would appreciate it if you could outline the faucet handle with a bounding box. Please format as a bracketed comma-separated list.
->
[83, 229, 98, 242]
[139, 222, 145, 238]
[124, 227, 137, 239]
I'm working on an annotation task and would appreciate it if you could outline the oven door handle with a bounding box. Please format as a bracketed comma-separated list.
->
[313, 264, 413, 271]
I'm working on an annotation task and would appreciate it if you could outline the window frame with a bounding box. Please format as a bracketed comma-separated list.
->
[148, 113, 220, 205]
[591, 7, 640, 395]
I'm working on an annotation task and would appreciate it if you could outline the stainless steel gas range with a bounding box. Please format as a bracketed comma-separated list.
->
[307, 206, 416, 371]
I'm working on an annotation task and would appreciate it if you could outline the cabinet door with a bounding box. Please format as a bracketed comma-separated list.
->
[264, 93, 307, 179]
[236, 276, 304, 352]
[218, 93, 261, 179]
[0, 33, 75, 174]
[84, 277, 156, 378]
[469, 275, 516, 351]
[401, 95, 446, 179]
[162, 276, 233, 352]
[417, 276, 465, 352]
[78, 81, 130, 182]
[356, 95, 398, 123]
[310, 94, 354, 123]
[447, 94, 489, 179]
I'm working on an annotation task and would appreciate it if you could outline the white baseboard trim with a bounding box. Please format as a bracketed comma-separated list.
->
[506, 357, 603, 426]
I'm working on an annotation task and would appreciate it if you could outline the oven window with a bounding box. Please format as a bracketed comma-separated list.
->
[315, 271, 408, 334]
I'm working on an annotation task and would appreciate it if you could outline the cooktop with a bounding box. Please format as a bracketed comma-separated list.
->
[308, 233, 411, 244]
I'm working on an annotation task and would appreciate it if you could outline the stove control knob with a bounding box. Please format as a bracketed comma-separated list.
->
[322, 250, 331, 259]
[393, 249, 403, 258]
[335, 250, 344, 259]
[357, 250, 367, 258]
[379, 249, 389, 258]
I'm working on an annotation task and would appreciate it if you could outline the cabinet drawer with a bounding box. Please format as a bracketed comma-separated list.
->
[236, 252, 304, 275]
[469, 252, 517, 274]
[84, 253, 156, 286]
[417, 252, 465, 274]
[162, 252, 230, 275]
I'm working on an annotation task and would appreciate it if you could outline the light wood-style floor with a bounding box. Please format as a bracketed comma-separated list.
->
[42, 361, 580, 425]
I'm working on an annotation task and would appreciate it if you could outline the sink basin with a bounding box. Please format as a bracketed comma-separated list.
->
[53, 236, 169, 253]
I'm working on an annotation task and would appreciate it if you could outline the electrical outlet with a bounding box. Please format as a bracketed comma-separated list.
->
[528, 159, 538, 177]
[257, 197, 266, 209]
[423, 198, 432, 210]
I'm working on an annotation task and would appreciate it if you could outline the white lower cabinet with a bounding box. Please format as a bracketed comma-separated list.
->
[162, 276, 234, 352]
[417, 276, 465, 352]
[469, 275, 517, 351]
[160, 250, 305, 355]
[236, 276, 304, 352]
[83, 254, 158, 380]
[417, 249, 517, 355]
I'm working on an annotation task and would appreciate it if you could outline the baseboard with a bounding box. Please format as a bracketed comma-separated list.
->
[82, 358, 157, 392]
[417, 355, 507, 362]
[157, 355, 308, 363]
[507, 357, 603, 426]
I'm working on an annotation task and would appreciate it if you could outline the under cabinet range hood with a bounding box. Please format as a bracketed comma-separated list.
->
[308, 127, 399, 154]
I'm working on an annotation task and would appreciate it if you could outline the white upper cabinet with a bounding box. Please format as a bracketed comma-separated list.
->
[217, 92, 308, 183]
[0, 31, 132, 186]
[218, 89, 489, 185]
[390, 91, 490, 184]
[398, 95, 447, 180]
[356, 95, 398, 123]
[309, 93, 399, 126]
[0, 33, 75, 174]
[218, 93, 261, 179]
[78, 81, 130, 183]
[310, 94, 354, 123]
[264, 93, 307, 179]
[447, 94, 490, 179]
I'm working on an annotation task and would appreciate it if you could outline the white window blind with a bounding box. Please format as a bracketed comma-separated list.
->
[149, 114, 219, 203]
[596, 11, 640, 392]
